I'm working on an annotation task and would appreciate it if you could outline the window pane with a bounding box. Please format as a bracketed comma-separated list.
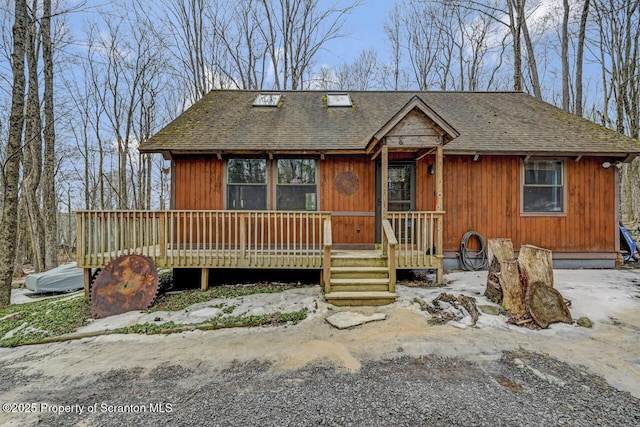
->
[277, 159, 316, 184]
[388, 165, 412, 203]
[228, 159, 266, 184]
[277, 185, 317, 210]
[227, 185, 266, 210]
[524, 161, 562, 185]
[523, 186, 563, 212]
[388, 201, 411, 212]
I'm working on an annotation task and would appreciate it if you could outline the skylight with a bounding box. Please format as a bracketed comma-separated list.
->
[326, 93, 352, 107]
[253, 92, 282, 107]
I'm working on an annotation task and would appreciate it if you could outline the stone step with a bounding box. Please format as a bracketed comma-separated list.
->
[324, 291, 397, 306]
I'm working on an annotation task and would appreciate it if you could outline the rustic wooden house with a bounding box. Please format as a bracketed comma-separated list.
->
[77, 90, 640, 305]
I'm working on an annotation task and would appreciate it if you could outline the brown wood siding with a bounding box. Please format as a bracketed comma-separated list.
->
[320, 155, 375, 244]
[435, 155, 616, 253]
[172, 154, 617, 253]
[174, 156, 224, 210]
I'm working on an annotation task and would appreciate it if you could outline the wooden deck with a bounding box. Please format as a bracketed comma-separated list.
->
[76, 210, 444, 303]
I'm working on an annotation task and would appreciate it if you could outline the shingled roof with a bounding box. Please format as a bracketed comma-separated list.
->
[140, 90, 640, 159]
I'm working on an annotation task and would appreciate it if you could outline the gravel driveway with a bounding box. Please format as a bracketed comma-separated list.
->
[1, 269, 639, 426]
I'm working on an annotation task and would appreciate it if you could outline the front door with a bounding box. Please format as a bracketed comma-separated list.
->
[375, 161, 416, 242]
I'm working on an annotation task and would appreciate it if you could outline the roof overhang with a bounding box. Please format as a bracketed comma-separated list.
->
[443, 149, 640, 162]
[365, 95, 460, 154]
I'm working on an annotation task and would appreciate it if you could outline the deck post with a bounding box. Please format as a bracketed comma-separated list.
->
[158, 212, 166, 258]
[201, 268, 209, 291]
[323, 218, 332, 292]
[76, 212, 84, 266]
[435, 144, 444, 284]
[382, 220, 397, 293]
[381, 144, 389, 255]
[83, 268, 91, 301]
[240, 213, 247, 260]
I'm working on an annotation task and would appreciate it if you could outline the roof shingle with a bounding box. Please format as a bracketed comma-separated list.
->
[139, 90, 640, 157]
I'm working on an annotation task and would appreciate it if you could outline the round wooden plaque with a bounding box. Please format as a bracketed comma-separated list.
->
[334, 171, 359, 196]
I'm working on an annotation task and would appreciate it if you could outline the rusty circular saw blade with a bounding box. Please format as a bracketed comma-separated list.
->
[91, 254, 159, 318]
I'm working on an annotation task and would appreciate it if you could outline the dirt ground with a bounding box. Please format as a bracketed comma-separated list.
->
[1, 269, 639, 425]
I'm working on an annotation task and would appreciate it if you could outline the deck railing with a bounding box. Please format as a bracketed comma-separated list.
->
[76, 210, 331, 269]
[387, 211, 444, 268]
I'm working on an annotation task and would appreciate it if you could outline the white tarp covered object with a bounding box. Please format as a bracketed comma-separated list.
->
[25, 262, 84, 293]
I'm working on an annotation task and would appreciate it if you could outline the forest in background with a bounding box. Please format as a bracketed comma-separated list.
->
[0, 0, 639, 307]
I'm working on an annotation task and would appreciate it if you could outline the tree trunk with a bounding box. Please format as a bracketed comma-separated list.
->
[484, 238, 515, 304]
[484, 241, 569, 328]
[561, 0, 570, 111]
[526, 281, 572, 328]
[0, 0, 28, 308]
[42, 0, 58, 270]
[575, 0, 590, 116]
[508, 0, 524, 92]
[521, 4, 542, 99]
[498, 259, 525, 315]
[518, 244, 554, 288]
[23, 3, 46, 273]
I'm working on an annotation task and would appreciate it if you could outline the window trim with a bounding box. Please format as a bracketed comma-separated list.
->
[520, 158, 567, 217]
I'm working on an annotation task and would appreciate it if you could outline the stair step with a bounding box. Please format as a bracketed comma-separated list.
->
[330, 278, 390, 286]
[324, 291, 397, 306]
[331, 257, 388, 267]
[329, 278, 390, 292]
[330, 266, 389, 279]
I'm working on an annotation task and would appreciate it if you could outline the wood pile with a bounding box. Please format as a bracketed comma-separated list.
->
[484, 239, 572, 329]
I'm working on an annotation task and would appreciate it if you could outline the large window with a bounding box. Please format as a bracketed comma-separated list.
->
[227, 159, 267, 210]
[276, 159, 317, 210]
[522, 160, 564, 213]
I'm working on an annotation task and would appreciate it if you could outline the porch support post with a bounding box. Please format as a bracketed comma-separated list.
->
[435, 144, 443, 211]
[435, 144, 444, 284]
[380, 145, 389, 253]
[83, 268, 92, 301]
[201, 268, 209, 291]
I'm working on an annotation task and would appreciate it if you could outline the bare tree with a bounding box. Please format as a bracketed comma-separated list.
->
[335, 48, 379, 90]
[384, 3, 404, 90]
[22, 1, 45, 272]
[591, 0, 640, 223]
[42, 0, 58, 270]
[561, 0, 570, 110]
[260, 0, 360, 90]
[575, 0, 590, 116]
[0, 0, 27, 307]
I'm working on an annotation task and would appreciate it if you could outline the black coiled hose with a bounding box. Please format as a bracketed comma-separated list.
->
[459, 230, 488, 271]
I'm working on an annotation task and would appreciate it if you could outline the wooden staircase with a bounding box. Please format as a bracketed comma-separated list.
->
[324, 250, 397, 306]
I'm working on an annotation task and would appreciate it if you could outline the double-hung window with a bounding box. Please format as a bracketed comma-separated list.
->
[522, 160, 564, 214]
[276, 159, 317, 210]
[227, 159, 267, 210]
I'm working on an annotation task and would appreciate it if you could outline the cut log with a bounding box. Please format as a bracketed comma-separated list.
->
[525, 281, 572, 328]
[485, 277, 503, 305]
[498, 260, 525, 315]
[518, 244, 554, 288]
[487, 238, 515, 273]
[484, 238, 515, 304]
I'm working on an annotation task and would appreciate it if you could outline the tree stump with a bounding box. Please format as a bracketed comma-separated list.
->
[518, 244, 554, 288]
[525, 281, 572, 328]
[484, 238, 515, 304]
[498, 260, 525, 315]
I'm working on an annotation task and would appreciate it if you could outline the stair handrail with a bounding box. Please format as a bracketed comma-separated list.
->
[323, 218, 332, 293]
[382, 219, 397, 292]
